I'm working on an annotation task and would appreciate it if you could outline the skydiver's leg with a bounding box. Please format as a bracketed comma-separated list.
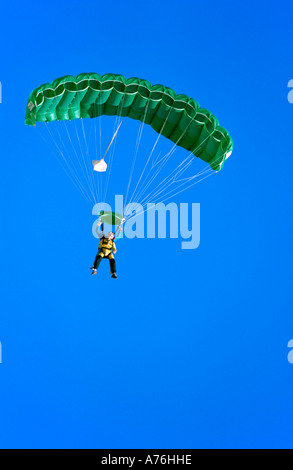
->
[109, 254, 117, 278]
[109, 258, 116, 274]
[93, 252, 105, 270]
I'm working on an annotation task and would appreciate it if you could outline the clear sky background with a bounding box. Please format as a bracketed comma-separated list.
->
[0, 0, 293, 449]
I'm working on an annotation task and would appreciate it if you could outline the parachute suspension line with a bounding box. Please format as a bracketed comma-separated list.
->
[51, 122, 88, 187]
[126, 116, 195, 212]
[63, 121, 96, 201]
[135, 155, 195, 210]
[149, 169, 214, 206]
[39, 124, 93, 204]
[125, 127, 220, 216]
[102, 117, 119, 203]
[126, 170, 215, 225]
[139, 126, 217, 203]
[125, 109, 172, 211]
[89, 119, 100, 203]
[102, 93, 126, 203]
[93, 95, 104, 204]
[43, 122, 94, 203]
[74, 120, 97, 204]
[114, 217, 126, 239]
[139, 118, 219, 205]
[37, 125, 84, 201]
[78, 120, 96, 203]
[62, 120, 98, 203]
[62, 121, 88, 182]
[126, 108, 196, 209]
[103, 116, 123, 201]
[165, 136, 226, 185]
[123, 121, 144, 207]
[124, 99, 151, 209]
[137, 129, 215, 206]
[93, 115, 102, 204]
[125, 104, 175, 212]
[184, 145, 230, 181]
[138, 165, 213, 212]
[103, 118, 123, 160]
[125, 119, 144, 201]
[127, 168, 216, 224]
[129, 147, 228, 217]
[99, 97, 103, 203]
[136, 118, 197, 200]
[132, 146, 179, 206]
[129, 144, 178, 206]
[81, 118, 98, 204]
[134, 156, 211, 212]
[62, 121, 96, 203]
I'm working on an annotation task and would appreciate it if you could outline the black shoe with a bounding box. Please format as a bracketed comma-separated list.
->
[91, 269, 97, 276]
[111, 273, 118, 279]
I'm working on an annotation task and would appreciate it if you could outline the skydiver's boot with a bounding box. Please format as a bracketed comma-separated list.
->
[91, 269, 97, 276]
[111, 273, 118, 279]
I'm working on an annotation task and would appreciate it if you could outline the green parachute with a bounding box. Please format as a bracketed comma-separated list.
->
[25, 73, 233, 171]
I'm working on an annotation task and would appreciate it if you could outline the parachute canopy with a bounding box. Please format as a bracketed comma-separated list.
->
[25, 73, 233, 171]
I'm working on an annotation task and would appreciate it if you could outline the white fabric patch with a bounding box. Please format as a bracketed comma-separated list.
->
[225, 151, 232, 160]
[92, 159, 108, 172]
[28, 101, 35, 111]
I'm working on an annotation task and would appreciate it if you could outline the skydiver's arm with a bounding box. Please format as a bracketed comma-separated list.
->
[115, 231, 122, 241]
[96, 221, 105, 239]
[114, 227, 123, 241]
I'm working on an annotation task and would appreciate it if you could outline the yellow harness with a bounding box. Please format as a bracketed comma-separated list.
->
[98, 237, 117, 258]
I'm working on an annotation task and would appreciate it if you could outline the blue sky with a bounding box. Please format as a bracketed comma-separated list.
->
[0, 0, 293, 449]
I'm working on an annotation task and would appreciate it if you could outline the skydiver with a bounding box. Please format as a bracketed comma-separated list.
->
[90, 221, 122, 279]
